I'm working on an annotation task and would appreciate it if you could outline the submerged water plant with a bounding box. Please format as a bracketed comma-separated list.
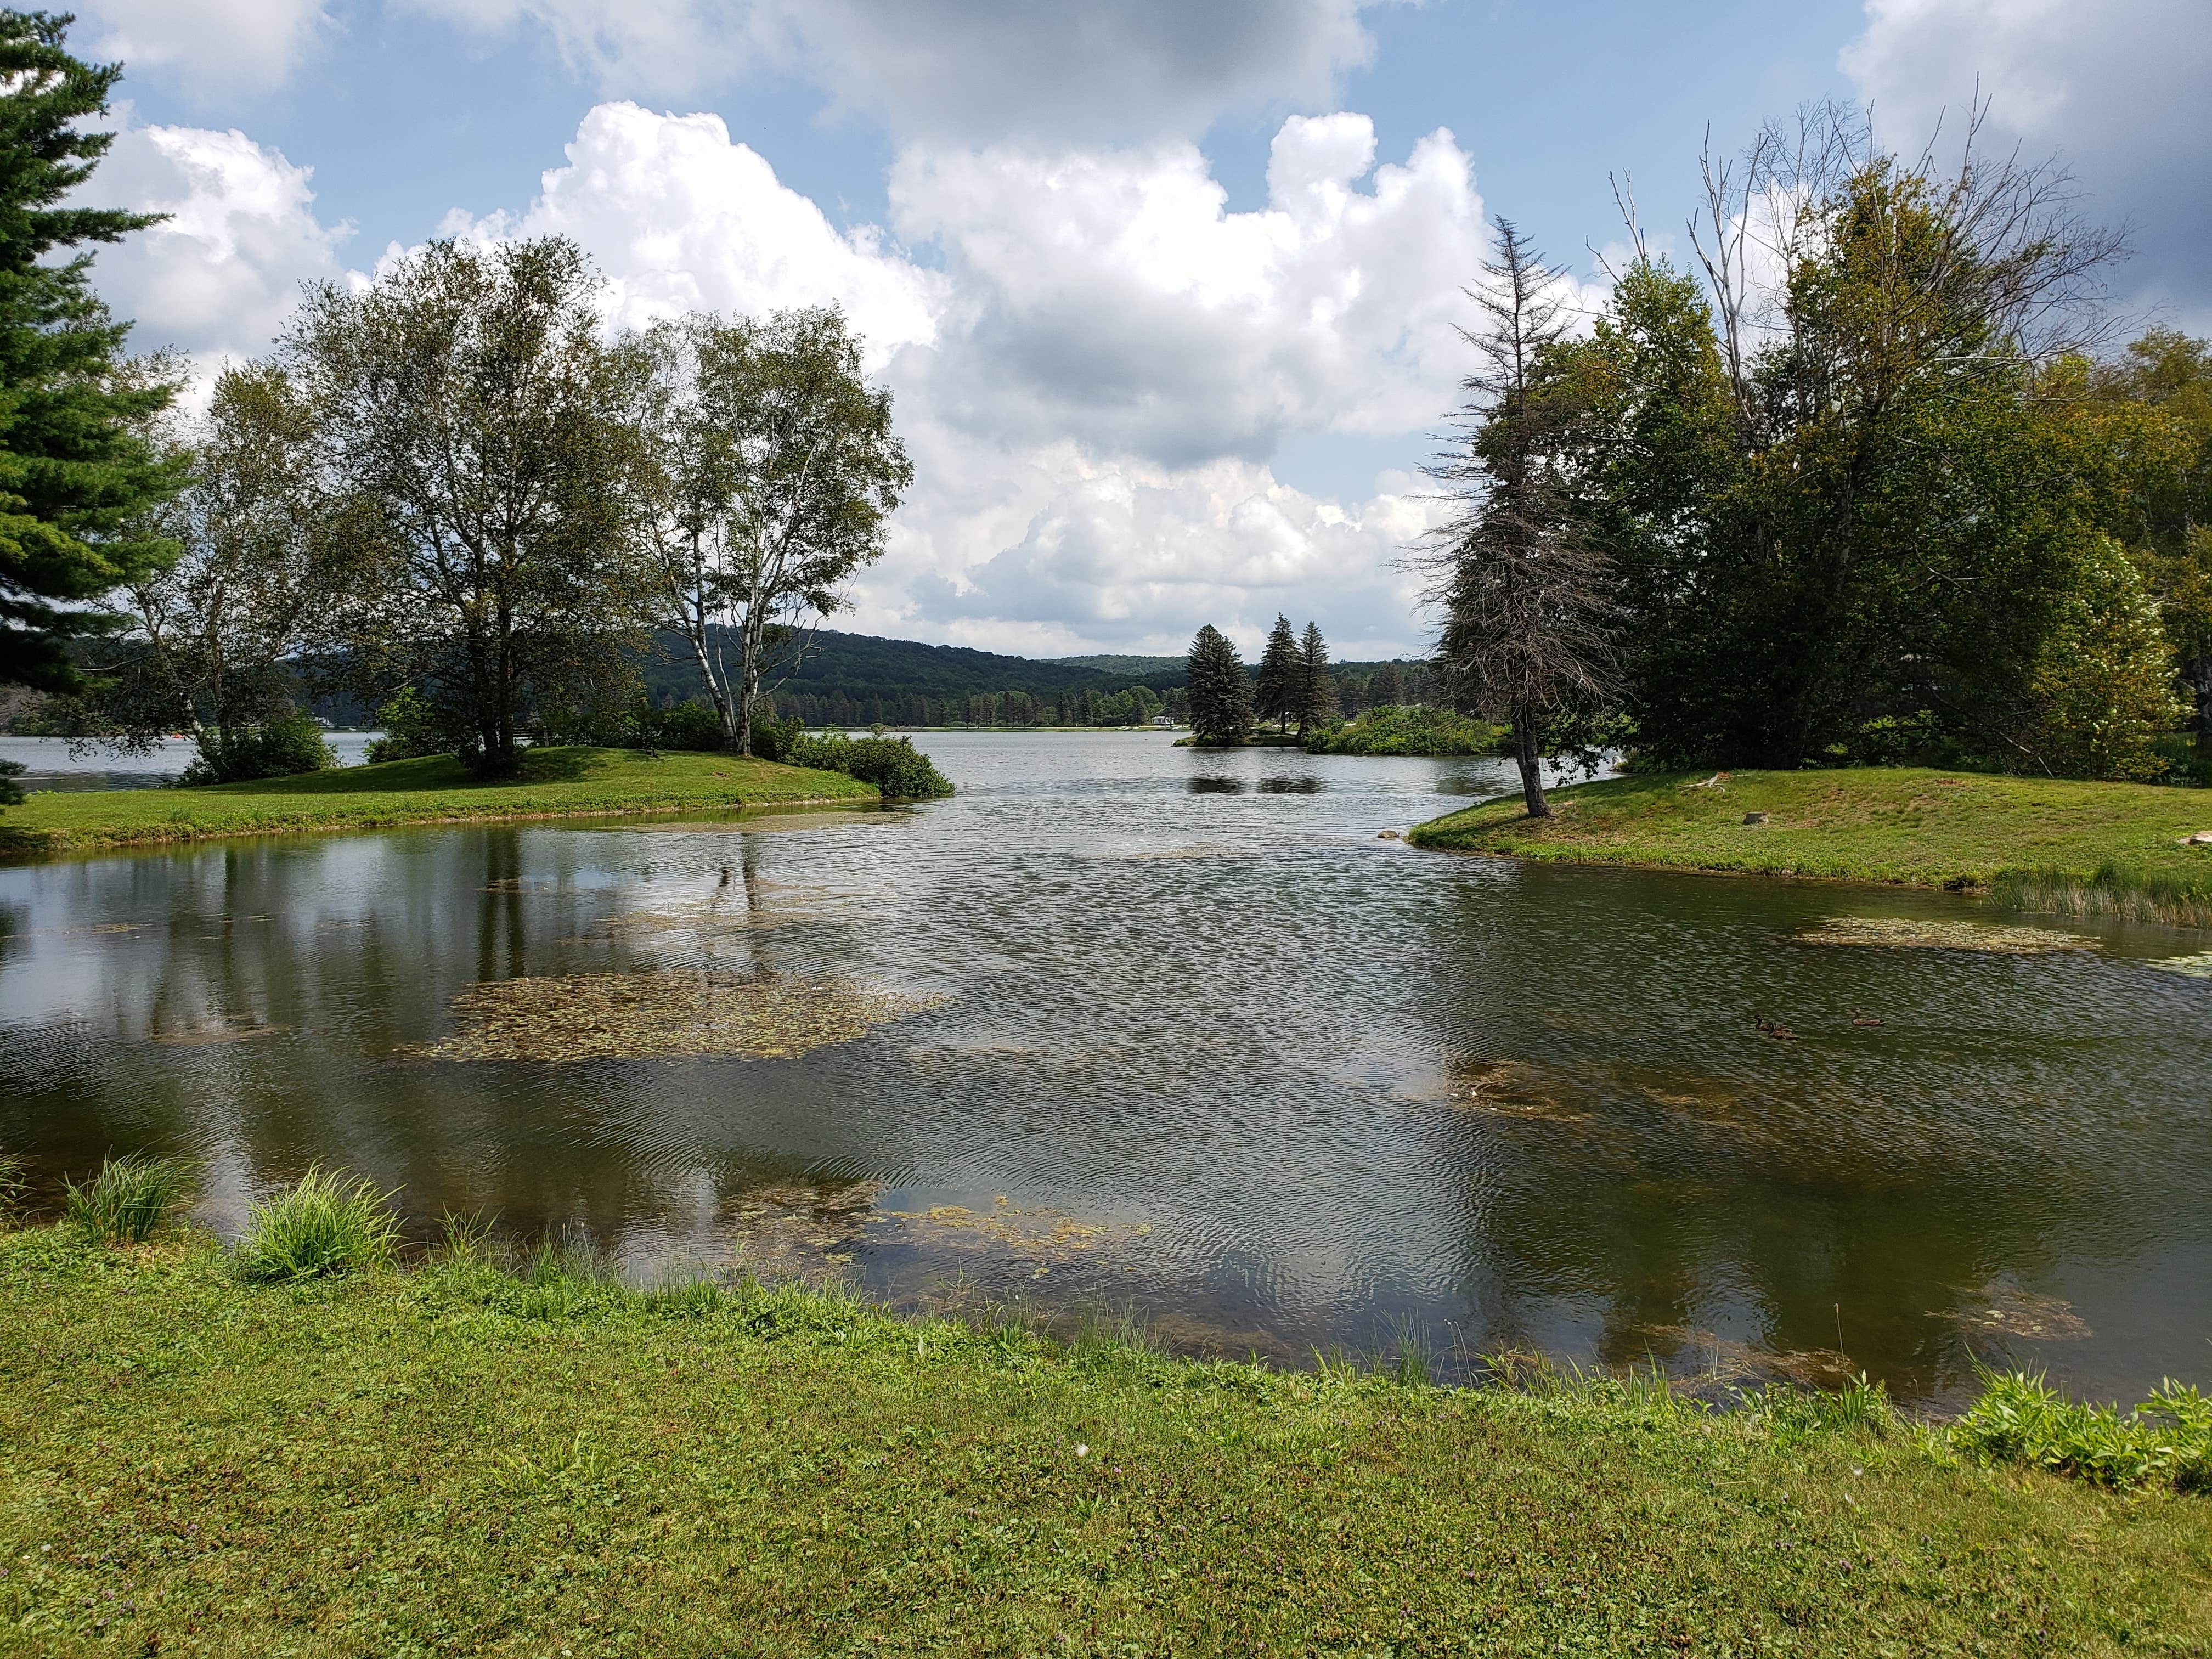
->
[233, 1166, 401, 1282]
[408, 971, 943, 1063]
[64, 1153, 195, 1243]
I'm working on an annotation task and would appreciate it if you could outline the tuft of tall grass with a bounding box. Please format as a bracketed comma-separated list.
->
[64, 1153, 195, 1244]
[1750, 1374, 1895, 1443]
[232, 1166, 400, 1282]
[0, 1153, 27, 1222]
[1949, 1369, 2212, 1492]
[1992, 860, 2212, 928]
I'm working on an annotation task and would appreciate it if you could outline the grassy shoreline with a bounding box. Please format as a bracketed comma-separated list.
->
[2, 1224, 2208, 1655]
[1409, 768, 2212, 927]
[0, 746, 878, 859]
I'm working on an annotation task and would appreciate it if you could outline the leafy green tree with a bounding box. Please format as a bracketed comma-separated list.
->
[1297, 621, 1335, 735]
[1559, 106, 2162, 779]
[0, 10, 184, 692]
[279, 236, 650, 776]
[1416, 219, 1616, 817]
[1254, 613, 1300, 731]
[53, 364, 341, 780]
[1184, 624, 1251, 744]
[636, 307, 911, 756]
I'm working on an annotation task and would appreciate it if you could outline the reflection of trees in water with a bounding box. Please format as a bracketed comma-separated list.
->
[1186, 776, 1244, 794]
[1402, 876, 2131, 1402]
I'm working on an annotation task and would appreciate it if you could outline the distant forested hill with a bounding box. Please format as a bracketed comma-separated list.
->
[632, 629, 1434, 727]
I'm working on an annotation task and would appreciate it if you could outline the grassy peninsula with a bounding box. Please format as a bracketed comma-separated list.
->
[1408, 768, 2212, 924]
[0, 746, 877, 859]
[3, 1224, 2210, 1656]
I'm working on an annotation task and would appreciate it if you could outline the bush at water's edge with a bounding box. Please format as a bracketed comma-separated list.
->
[1306, 705, 1508, 757]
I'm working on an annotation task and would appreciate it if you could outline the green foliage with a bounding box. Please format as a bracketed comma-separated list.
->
[173, 711, 334, 786]
[786, 730, 952, 798]
[0, 12, 186, 691]
[1297, 621, 1335, 733]
[1254, 613, 1300, 730]
[0, 755, 22, 806]
[232, 1166, 400, 1283]
[1184, 623, 1251, 744]
[1749, 1375, 1895, 1444]
[362, 685, 456, 763]
[1553, 127, 2180, 782]
[63, 1153, 193, 1244]
[0, 1152, 26, 1220]
[1950, 1370, 2212, 1492]
[1306, 704, 1507, 755]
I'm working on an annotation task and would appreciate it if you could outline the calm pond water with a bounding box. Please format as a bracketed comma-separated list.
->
[3, 731, 2210, 1407]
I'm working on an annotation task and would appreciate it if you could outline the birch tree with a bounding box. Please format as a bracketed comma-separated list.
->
[637, 307, 911, 755]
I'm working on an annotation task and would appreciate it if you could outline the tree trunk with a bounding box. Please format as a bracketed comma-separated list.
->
[1514, 710, 1549, 818]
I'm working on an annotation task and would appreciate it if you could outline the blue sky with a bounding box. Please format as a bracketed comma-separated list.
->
[75, 0, 2212, 657]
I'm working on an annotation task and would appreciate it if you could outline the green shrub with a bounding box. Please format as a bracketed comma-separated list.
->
[0, 757, 24, 807]
[788, 731, 953, 798]
[233, 1167, 401, 1282]
[1949, 1369, 2212, 1492]
[64, 1154, 194, 1243]
[1306, 705, 1508, 756]
[363, 687, 457, 764]
[645, 699, 729, 752]
[176, 713, 335, 785]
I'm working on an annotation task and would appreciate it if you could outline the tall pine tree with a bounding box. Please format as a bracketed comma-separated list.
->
[1184, 624, 1251, 744]
[0, 10, 182, 691]
[1297, 620, 1335, 735]
[1254, 612, 1299, 731]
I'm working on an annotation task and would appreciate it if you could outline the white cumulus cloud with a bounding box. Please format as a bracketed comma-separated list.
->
[90, 124, 353, 369]
[438, 101, 945, 367]
[889, 114, 1498, 468]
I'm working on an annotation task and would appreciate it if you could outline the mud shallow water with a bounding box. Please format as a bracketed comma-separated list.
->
[3, 731, 2210, 1407]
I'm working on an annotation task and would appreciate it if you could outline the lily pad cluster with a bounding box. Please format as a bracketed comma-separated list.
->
[410, 971, 941, 1062]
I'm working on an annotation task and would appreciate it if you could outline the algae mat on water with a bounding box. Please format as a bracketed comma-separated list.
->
[1791, 916, 2095, 953]
[407, 971, 943, 1062]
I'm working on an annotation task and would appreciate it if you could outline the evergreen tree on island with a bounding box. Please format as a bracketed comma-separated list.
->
[1297, 621, 1335, 735]
[1184, 624, 1252, 744]
[1254, 612, 1300, 731]
[0, 10, 184, 694]
[1415, 219, 1616, 817]
[1369, 661, 1406, 706]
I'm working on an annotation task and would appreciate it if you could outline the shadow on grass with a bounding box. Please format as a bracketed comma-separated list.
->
[204, 745, 622, 798]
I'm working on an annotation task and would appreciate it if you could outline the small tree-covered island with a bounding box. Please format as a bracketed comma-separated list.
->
[2, 9, 2211, 1654]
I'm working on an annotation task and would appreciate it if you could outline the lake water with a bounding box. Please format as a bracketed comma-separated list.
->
[3, 731, 2209, 1408]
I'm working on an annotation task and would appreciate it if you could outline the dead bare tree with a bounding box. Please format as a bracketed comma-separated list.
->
[1407, 219, 1617, 819]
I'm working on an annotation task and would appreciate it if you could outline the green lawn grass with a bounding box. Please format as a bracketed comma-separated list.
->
[0, 746, 878, 858]
[1409, 768, 2212, 925]
[1, 1226, 2208, 1656]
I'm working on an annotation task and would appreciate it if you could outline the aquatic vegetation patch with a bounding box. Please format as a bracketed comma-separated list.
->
[1447, 1058, 1596, 1124]
[1934, 1279, 2091, 1343]
[886, 1194, 1153, 1267]
[408, 971, 944, 1062]
[63, 1153, 194, 1244]
[2147, 950, 2212, 978]
[1791, 916, 2094, 953]
[1635, 1323, 1859, 1391]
